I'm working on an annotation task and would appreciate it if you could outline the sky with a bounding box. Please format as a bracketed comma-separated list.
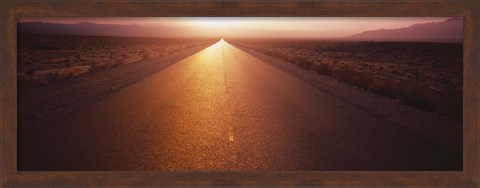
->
[18, 17, 452, 38]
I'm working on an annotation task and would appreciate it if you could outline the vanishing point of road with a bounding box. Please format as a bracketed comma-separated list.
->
[19, 39, 460, 171]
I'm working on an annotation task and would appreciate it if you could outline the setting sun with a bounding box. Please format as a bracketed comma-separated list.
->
[192, 19, 234, 27]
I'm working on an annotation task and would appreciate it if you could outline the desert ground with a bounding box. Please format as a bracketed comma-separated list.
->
[228, 39, 463, 122]
[18, 34, 218, 84]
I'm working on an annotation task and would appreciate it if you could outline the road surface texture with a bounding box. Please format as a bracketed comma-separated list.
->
[19, 39, 461, 171]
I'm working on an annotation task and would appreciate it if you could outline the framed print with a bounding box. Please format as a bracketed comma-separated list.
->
[1, 0, 478, 187]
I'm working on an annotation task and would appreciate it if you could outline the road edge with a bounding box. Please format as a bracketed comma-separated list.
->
[229, 41, 462, 154]
[18, 43, 215, 134]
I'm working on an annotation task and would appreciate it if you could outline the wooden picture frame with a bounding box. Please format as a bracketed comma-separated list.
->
[1, 0, 478, 187]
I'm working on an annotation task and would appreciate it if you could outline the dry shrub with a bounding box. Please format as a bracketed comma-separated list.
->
[368, 79, 435, 111]
[289, 56, 313, 69]
[368, 78, 396, 98]
[333, 64, 355, 83]
[350, 71, 374, 89]
[398, 84, 435, 111]
[312, 62, 333, 76]
[263, 50, 316, 70]
[276, 52, 291, 62]
[91, 60, 122, 71]
[92, 62, 108, 70]
[47, 67, 81, 81]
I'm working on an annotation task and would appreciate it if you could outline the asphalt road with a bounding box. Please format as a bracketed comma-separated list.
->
[19, 39, 461, 171]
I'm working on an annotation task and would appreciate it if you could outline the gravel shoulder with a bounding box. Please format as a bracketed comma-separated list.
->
[231, 43, 462, 153]
[18, 44, 212, 134]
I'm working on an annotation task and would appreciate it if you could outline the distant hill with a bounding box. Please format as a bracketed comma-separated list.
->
[17, 22, 193, 38]
[347, 18, 463, 43]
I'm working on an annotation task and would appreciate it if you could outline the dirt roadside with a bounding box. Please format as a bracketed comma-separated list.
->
[231, 43, 462, 153]
[18, 44, 213, 134]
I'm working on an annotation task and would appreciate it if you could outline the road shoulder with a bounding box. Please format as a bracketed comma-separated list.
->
[18, 44, 213, 133]
[231, 43, 462, 153]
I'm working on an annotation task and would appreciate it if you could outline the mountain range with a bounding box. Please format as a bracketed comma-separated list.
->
[346, 18, 462, 43]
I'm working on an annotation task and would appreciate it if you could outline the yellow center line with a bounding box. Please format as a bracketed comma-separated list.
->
[222, 42, 235, 142]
